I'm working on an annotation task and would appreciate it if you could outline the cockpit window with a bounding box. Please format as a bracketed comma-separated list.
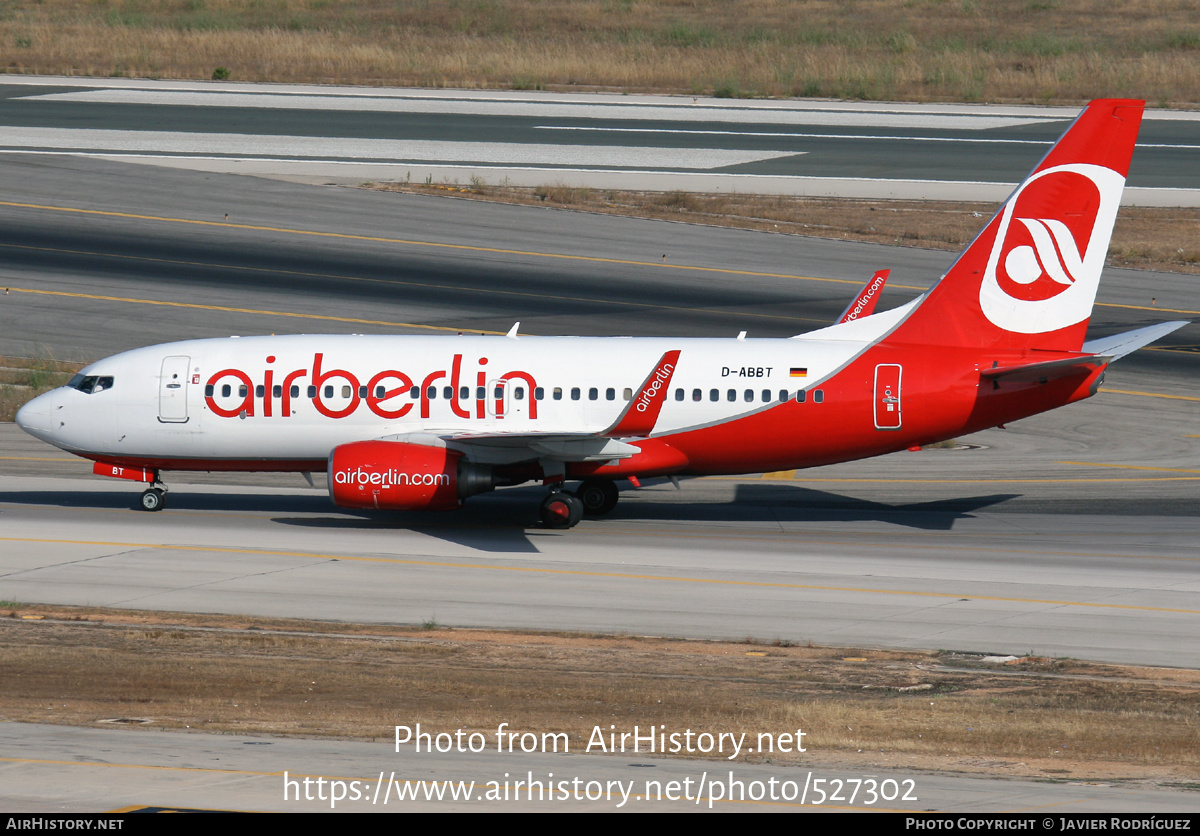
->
[70, 375, 114, 394]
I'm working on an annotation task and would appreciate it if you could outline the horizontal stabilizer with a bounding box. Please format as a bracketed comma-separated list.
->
[1082, 321, 1189, 361]
[981, 354, 1111, 384]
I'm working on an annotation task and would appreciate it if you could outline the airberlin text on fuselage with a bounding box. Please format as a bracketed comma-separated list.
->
[203, 352, 538, 421]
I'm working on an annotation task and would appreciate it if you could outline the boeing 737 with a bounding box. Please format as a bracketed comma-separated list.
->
[15, 99, 1186, 527]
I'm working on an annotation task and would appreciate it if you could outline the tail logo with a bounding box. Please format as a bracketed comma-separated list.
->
[980, 163, 1124, 334]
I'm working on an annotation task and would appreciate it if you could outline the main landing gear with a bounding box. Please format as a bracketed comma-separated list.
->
[539, 478, 620, 529]
[539, 491, 583, 529]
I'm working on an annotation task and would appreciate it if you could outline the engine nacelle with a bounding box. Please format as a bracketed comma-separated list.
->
[328, 440, 494, 511]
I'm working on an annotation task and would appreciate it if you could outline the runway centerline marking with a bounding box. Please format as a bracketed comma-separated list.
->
[0, 199, 903, 287]
[1057, 461, 1200, 474]
[0, 239, 828, 326]
[1098, 388, 1200, 402]
[4, 287, 497, 335]
[4, 200, 1196, 320]
[3, 536, 1199, 616]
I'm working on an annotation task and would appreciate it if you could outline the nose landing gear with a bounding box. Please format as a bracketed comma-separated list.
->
[139, 476, 167, 512]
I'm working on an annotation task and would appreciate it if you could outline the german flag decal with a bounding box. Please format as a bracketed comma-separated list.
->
[789, 368, 808, 378]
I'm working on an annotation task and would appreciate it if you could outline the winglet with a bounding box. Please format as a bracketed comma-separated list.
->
[506, 322, 520, 339]
[604, 350, 681, 437]
[836, 269, 890, 324]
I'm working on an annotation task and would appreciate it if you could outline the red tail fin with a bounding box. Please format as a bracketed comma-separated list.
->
[891, 100, 1143, 352]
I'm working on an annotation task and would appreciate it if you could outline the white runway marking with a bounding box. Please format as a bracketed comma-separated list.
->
[0, 126, 790, 169]
[29, 89, 1058, 130]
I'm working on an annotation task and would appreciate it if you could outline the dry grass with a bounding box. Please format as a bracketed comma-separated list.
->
[0, 355, 81, 423]
[2, 604, 1199, 782]
[373, 183, 1200, 275]
[1, 0, 1199, 105]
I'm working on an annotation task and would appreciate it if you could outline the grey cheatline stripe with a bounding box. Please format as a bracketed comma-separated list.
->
[0, 127, 789, 170]
[28, 90, 1057, 130]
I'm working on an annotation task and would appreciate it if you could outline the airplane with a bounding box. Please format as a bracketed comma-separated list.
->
[15, 99, 1187, 528]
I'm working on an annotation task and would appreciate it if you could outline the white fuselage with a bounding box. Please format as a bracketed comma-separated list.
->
[17, 323, 887, 468]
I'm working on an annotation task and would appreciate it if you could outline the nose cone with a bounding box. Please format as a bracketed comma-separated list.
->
[15, 391, 56, 440]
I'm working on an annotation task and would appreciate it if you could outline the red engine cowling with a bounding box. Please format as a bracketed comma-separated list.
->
[328, 440, 494, 511]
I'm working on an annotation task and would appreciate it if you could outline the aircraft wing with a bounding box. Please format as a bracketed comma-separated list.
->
[376, 430, 641, 464]
[367, 350, 684, 467]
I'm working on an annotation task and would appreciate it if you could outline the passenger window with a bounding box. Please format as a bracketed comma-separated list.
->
[727, 389, 736, 402]
[589, 388, 598, 401]
[476, 386, 485, 400]
[222, 384, 233, 398]
[291, 386, 300, 398]
[375, 386, 385, 398]
[443, 386, 453, 400]
[240, 385, 249, 398]
[494, 386, 504, 399]
[692, 388, 701, 402]
[796, 390, 806, 403]
[427, 387, 437, 399]
[623, 388, 632, 400]
[606, 388, 615, 401]
[307, 386, 317, 398]
[514, 387, 525, 400]
[814, 389, 824, 403]
[274, 385, 283, 398]
[255, 385, 264, 398]
[553, 387, 563, 400]
[778, 389, 788, 401]
[762, 389, 771, 402]
[744, 389, 753, 402]
[324, 386, 334, 399]
[410, 386, 420, 399]
[534, 387, 544, 400]
[460, 387, 469, 400]
[709, 389, 719, 402]
[342, 385, 352, 398]
[675, 388, 684, 401]
[358, 386, 367, 398]
[205, 384, 214, 397]
[571, 388, 581, 401]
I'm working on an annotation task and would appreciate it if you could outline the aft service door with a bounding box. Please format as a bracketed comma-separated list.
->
[158, 355, 191, 423]
[873, 363, 902, 430]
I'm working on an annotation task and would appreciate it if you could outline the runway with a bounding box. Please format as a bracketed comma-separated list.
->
[2, 76, 1199, 202]
[0, 87, 1198, 812]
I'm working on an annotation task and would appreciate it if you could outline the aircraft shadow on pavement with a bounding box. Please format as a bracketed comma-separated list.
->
[1, 484, 1021, 543]
[663, 484, 1020, 531]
